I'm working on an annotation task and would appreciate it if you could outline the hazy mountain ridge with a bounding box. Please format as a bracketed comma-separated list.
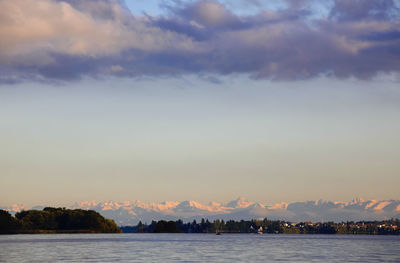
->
[3, 197, 399, 225]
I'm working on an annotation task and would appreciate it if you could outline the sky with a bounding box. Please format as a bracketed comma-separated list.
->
[1, 0, 400, 207]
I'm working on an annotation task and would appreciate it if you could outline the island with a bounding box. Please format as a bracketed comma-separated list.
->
[0, 208, 121, 234]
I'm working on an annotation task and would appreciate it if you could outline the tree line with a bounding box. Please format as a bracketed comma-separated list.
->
[120, 218, 400, 235]
[0, 208, 121, 234]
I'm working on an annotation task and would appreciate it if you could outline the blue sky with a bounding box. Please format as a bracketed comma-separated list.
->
[124, 0, 292, 16]
[1, 0, 400, 206]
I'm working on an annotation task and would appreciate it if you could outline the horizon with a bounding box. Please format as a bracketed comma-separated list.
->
[3, 195, 398, 208]
[1, 0, 400, 208]
[5, 195, 397, 208]
[3, 196, 399, 225]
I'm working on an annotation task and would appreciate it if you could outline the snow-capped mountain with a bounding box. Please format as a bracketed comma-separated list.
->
[2, 197, 400, 225]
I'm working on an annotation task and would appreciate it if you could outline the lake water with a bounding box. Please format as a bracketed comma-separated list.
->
[0, 234, 399, 262]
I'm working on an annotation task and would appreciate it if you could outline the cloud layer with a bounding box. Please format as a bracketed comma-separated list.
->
[1, 0, 399, 82]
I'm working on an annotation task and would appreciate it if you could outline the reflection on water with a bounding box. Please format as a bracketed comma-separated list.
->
[0, 234, 399, 262]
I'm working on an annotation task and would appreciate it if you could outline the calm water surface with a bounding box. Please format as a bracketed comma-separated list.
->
[0, 234, 399, 262]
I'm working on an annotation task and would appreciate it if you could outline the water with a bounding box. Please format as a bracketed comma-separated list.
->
[0, 234, 399, 262]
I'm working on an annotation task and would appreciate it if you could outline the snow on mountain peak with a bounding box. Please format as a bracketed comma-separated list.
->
[3, 198, 400, 225]
[0, 204, 26, 213]
[351, 197, 366, 204]
[373, 201, 391, 211]
[269, 202, 288, 210]
[226, 197, 253, 208]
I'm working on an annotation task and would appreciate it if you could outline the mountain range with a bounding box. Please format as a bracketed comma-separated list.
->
[3, 197, 400, 226]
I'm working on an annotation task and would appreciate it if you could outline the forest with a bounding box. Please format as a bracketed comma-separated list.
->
[0, 208, 121, 234]
[2, 208, 399, 235]
[120, 218, 400, 235]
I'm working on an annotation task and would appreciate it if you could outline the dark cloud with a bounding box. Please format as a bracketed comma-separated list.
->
[360, 30, 400, 41]
[59, 0, 131, 20]
[329, 0, 399, 21]
[0, 0, 399, 83]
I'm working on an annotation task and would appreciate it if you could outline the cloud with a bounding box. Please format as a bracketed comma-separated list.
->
[0, 0, 399, 83]
[174, 1, 237, 27]
[329, 0, 398, 21]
